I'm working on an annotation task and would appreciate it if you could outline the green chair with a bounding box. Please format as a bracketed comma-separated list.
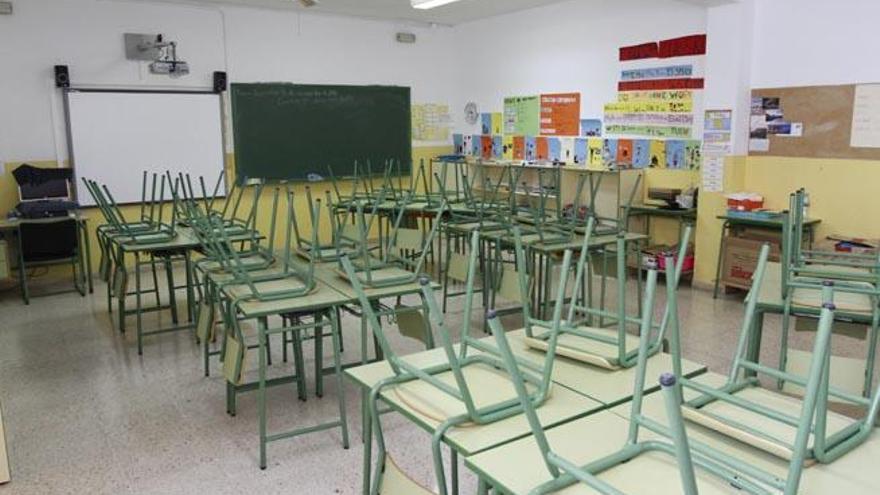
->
[344, 227, 575, 495]
[778, 189, 880, 395]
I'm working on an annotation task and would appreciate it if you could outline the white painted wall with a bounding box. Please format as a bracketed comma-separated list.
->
[449, 0, 709, 135]
[0, 0, 457, 165]
[751, 0, 880, 88]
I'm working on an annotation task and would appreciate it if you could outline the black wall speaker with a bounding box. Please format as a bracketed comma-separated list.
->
[213, 71, 227, 93]
[54, 65, 70, 88]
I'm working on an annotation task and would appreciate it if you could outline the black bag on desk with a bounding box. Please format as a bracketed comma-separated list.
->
[20, 219, 78, 263]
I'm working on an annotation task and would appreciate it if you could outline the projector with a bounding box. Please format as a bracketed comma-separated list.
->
[150, 60, 190, 77]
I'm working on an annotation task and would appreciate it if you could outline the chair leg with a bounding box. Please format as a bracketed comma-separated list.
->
[163, 256, 179, 324]
[315, 319, 324, 398]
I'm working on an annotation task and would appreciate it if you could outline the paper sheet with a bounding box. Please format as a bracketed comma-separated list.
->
[851, 84, 880, 148]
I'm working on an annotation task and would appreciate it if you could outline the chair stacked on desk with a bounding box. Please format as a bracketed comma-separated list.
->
[778, 188, 880, 396]
[82, 172, 190, 352]
[485, 241, 880, 494]
[345, 226, 575, 495]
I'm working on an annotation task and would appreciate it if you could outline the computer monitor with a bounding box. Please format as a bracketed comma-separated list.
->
[18, 178, 71, 202]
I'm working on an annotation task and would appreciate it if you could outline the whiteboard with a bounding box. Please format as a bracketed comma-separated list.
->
[66, 90, 225, 206]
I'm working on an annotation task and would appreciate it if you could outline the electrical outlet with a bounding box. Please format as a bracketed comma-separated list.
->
[0, 2, 13, 15]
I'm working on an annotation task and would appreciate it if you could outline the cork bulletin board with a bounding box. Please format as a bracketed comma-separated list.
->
[750, 84, 880, 160]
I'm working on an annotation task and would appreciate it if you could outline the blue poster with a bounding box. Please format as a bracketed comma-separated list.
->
[632, 139, 650, 169]
[481, 113, 492, 135]
[665, 140, 686, 169]
[574, 138, 588, 165]
[580, 119, 602, 137]
[548, 138, 561, 162]
[453, 134, 464, 155]
[525, 136, 537, 161]
[492, 135, 503, 158]
[471, 134, 482, 156]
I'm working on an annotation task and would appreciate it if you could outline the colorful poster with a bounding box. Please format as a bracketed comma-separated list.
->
[649, 140, 666, 168]
[503, 135, 515, 160]
[588, 138, 604, 167]
[665, 140, 686, 169]
[618, 90, 693, 103]
[536, 137, 549, 161]
[491, 113, 503, 135]
[685, 140, 702, 169]
[603, 139, 618, 168]
[632, 139, 651, 168]
[492, 136, 503, 158]
[604, 113, 694, 126]
[513, 136, 525, 160]
[560, 138, 575, 163]
[574, 138, 588, 165]
[605, 125, 692, 138]
[703, 109, 733, 154]
[453, 134, 463, 155]
[581, 119, 602, 137]
[504, 96, 540, 136]
[604, 101, 692, 113]
[412, 103, 450, 141]
[480, 113, 493, 135]
[616, 139, 634, 167]
[540, 92, 581, 136]
[620, 65, 693, 80]
[525, 136, 537, 161]
[471, 135, 482, 156]
[481, 135, 493, 159]
[462, 135, 473, 156]
[548, 138, 561, 162]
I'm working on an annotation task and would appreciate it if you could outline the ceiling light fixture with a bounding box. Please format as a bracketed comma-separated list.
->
[411, 0, 463, 9]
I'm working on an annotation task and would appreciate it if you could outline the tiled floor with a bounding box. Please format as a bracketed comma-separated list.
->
[0, 272, 871, 494]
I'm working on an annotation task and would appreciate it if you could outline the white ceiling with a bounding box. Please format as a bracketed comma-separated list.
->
[153, 0, 589, 25]
[144, 0, 737, 26]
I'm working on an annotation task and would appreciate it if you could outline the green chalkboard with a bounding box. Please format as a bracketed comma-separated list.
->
[231, 83, 412, 181]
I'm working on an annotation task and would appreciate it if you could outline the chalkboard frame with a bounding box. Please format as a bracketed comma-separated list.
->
[231, 83, 413, 182]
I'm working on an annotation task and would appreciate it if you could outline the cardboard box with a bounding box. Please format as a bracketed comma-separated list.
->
[722, 236, 780, 290]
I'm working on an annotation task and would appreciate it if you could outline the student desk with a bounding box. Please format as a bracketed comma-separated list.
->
[108, 226, 261, 355]
[467, 372, 880, 494]
[713, 213, 821, 298]
[0, 214, 93, 304]
[221, 276, 352, 469]
[624, 204, 696, 243]
[346, 331, 706, 494]
[346, 345, 603, 495]
[748, 261, 876, 389]
[525, 232, 648, 319]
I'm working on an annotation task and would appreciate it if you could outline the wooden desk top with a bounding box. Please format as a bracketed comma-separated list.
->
[468, 372, 880, 494]
[225, 277, 350, 318]
[345, 346, 602, 456]
[0, 213, 87, 229]
[753, 262, 875, 318]
[628, 204, 697, 218]
[717, 213, 821, 228]
[505, 329, 706, 406]
[313, 263, 437, 302]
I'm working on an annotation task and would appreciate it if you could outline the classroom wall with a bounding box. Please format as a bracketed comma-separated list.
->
[0, 0, 456, 278]
[449, 0, 708, 134]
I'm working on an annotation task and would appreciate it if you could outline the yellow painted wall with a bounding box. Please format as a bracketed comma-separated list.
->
[0, 146, 451, 280]
[693, 156, 747, 288]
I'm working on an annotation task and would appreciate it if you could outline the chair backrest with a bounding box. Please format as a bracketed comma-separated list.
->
[20, 219, 78, 262]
